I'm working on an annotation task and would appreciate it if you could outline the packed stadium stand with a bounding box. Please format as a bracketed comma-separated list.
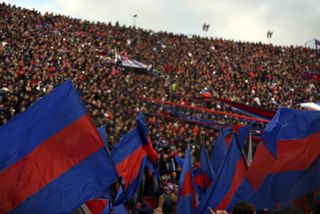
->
[1, 3, 320, 213]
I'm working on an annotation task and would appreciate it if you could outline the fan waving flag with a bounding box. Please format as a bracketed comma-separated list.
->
[227, 108, 320, 210]
[177, 145, 196, 214]
[196, 134, 248, 213]
[112, 114, 159, 205]
[0, 80, 119, 214]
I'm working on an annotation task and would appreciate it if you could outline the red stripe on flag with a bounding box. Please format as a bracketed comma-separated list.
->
[271, 133, 320, 173]
[216, 158, 247, 210]
[194, 173, 211, 189]
[142, 136, 159, 164]
[180, 171, 196, 208]
[225, 134, 232, 147]
[85, 199, 108, 214]
[247, 131, 320, 190]
[0, 114, 103, 213]
[116, 146, 146, 187]
[246, 144, 275, 190]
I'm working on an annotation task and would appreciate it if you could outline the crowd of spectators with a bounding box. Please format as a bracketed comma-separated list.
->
[1, 3, 320, 213]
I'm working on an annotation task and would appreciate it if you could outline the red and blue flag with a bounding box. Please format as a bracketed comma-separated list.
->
[210, 127, 233, 175]
[111, 114, 159, 205]
[0, 80, 119, 214]
[196, 144, 214, 200]
[195, 134, 247, 213]
[227, 108, 320, 210]
[177, 145, 196, 214]
[199, 144, 214, 187]
[98, 126, 110, 152]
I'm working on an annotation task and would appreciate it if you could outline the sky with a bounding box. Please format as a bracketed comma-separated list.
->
[2, 0, 320, 46]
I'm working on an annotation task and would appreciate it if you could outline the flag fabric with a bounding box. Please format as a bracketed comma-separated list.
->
[217, 98, 275, 120]
[198, 144, 214, 189]
[195, 144, 215, 200]
[98, 126, 110, 151]
[195, 134, 248, 213]
[97, 126, 118, 201]
[111, 114, 158, 205]
[227, 108, 320, 210]
[136, 114, 159, 164]
[145, 158, 160, 182]
[175, 153, 203, 197]
[175, 154, 185, 168]
[235, 125, 250, 148]
[121, 57, 149, 70]
[82, 200, 128, 214]
[0, 80, 119, 214]
[101, 203, 127, 214]
[300, 102, 320, 111]
[210, 127, 233, 175]
[83, 199, 109, 214]
[117, 55, 157, 76]
[177, 146, 196, 214]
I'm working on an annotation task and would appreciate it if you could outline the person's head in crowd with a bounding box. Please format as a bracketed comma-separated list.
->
[271, 208, 305, 214]
[232, 202, 256, 214]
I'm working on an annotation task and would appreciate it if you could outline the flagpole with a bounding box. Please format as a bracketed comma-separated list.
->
[119, 177, 133, 212]
[97, 128, 132, 213]
[109, 200, 112, 214]
[233, 132, 249, 170]
[247, 132, 253, 166]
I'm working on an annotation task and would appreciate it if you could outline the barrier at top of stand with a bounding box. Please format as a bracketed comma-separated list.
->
[139, 97, 270, 123]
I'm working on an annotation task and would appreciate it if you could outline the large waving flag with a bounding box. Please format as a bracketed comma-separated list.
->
[0, 80, 119, 214]
[177, 146, 196, 214]
[111, 114, 159, 205]
[227, 108, 320, 210]
[195, 135, 248, 213]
